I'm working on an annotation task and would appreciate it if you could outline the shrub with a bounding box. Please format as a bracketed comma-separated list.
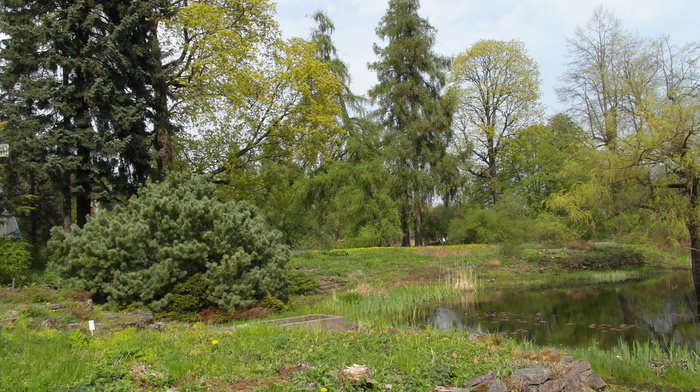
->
[288, 268, 321, 295]
[260, 295, 288, 312]
[0, 239, 32, 285]
[448, 196, 533, 245]
[48, 173, 289, 312]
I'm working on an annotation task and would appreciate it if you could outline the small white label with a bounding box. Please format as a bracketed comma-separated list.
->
[88, 320, 95, 335]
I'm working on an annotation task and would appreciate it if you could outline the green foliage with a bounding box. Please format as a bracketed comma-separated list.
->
[260, 295, 288, 312]
[448, 196, 533, 244]
[167, 273, 209, 314]
[450, 39, 543, 205]
[288, 268, 321, 295]
[369, 0, 455, 246]
[48, 173, 289, 312]
[0, 239, 32, 284]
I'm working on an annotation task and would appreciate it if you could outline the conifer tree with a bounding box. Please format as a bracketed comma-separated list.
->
[0, 0, 174, 235]
[368, 0, 454, 246]
[49, 173, 289, 311]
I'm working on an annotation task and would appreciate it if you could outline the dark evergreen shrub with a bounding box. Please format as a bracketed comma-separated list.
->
[48, 173, 289, 311]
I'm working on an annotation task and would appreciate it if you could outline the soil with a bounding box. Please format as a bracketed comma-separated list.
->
[537, 248, 647, 271]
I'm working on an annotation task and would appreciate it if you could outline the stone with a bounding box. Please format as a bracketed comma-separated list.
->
[40, 317, 57, 329]
[510, 365, 552, 385]
[466, 370, 495, 387]
[583, 372, 606, 390]
[538, 378, 567, 392]
[47, 303, 65, 310]
[485, 378, 508, 392]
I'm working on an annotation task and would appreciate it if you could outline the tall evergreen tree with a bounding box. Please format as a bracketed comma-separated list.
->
[0, 0, 174, 236]
[368, 0, 454, 246]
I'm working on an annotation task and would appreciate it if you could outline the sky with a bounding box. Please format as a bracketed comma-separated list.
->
[274, 0, 700, 115]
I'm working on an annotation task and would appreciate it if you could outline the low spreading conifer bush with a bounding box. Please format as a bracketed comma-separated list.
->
[48, 173, 289, 312]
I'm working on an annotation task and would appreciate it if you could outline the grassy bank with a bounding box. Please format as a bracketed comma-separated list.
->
[1, 243, 698, 391]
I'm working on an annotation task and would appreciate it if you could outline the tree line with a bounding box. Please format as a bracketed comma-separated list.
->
[1, 0, 699, 284]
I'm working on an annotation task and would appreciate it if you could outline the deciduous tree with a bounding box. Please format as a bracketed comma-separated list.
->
[450, 39, 542, 205]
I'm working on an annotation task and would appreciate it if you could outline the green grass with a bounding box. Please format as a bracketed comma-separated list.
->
[566, 339, 700, 391]
[0, 321, 521, 391]
[1, 242, 696, 391]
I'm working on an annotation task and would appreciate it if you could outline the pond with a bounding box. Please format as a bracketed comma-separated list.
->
[425, 270, 700, 350]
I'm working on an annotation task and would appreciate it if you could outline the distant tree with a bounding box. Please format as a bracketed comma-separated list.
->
[369, 0, 455, 246]
[450, 39, 542, 205]
[557, 5, 653, 151]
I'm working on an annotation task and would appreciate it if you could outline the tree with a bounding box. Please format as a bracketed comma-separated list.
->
[627, 38, 700, 288]
[48, 173, 289, 311]
[0, 0, 175, 235]
[501, 114, 591, 210]
[369, 0, 455, 246]
[557, 6, 653, 151]
[171, 1, 344, 184]
[450, 39, 542, 205]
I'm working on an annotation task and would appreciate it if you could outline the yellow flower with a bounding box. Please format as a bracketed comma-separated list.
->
[320, 388, 328, 392]
[211, 339, 219, 345]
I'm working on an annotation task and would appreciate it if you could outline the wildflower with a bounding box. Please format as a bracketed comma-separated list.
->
[211, 339, 219, 345]
[320, 388, 328, 392]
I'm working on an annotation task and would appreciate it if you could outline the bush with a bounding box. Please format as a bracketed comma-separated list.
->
[288, 268, 321, 295]
[48, 173, 289, 312]
[0, 239, 32, 285]
[448, 196, 533, 245]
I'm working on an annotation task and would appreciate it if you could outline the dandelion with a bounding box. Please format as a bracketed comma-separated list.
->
[211, 339, 219, 345]
[320, 388, 328, 392]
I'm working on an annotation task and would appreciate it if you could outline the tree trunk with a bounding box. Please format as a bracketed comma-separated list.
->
[413, 197, 422, 246]
[687, 177, 700, 292]
[487, 136, 499, 204]
[61, 170, 72, 233]
[150, 22, 173, 175]
[401, 207, 410, 247]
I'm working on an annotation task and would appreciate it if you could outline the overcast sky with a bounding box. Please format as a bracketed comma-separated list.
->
[275, 0, 700, 115]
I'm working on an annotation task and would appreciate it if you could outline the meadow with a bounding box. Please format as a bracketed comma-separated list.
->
[1, 244, 698, 391]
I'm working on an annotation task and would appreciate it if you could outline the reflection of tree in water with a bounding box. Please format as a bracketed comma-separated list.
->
[618, 274, 699, 349]
[427, 272, 700, 349]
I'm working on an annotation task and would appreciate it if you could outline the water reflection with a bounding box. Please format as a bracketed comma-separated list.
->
[426, 271, 700, 349]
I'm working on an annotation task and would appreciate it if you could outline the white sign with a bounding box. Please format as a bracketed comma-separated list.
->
[88, 320, 95, 335]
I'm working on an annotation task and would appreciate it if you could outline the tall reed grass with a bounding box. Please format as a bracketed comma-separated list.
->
[568, 339, 700, 391]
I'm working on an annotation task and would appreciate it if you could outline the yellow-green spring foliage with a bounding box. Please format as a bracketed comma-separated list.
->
[0, 239, 32, 284]
[48, 173, 289, 311]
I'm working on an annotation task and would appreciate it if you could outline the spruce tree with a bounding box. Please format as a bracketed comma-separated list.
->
[368, 0, 454, 246]
[0, 0, 175, 235]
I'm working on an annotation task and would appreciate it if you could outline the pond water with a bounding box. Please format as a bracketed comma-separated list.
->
[425, 271, 700, 350]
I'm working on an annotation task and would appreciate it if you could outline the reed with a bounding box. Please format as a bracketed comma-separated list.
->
[567, 339, 700, 391]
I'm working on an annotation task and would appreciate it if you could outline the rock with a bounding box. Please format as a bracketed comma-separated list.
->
[539, 378, 567, 392]
[47, 303, 65, 310]
[429, 387, 469, 392]
[148, 322, 166, 331]
[584, 372, 606, 390]
[485, 378, 508, 392]
[509, 365, 552, 385]
[466, 370, 495, 387]
[40, 317, 57, 329]
[331, 364, 371, 381]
